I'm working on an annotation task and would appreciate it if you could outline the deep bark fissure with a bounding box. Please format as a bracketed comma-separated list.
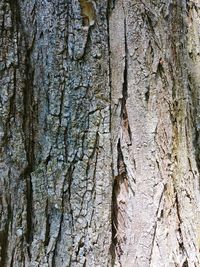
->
[22, 52, 35, 252]
[111, 139, 128, 266]
[2, 0, 20, 145]
[0, 201, 12, 267]
[121, 15, 132, 144]
[20, 13, 38, 256]
[1, 2, 28, 265]
[44, 199, 50, 247]
[110, 3, 131, 264]
[190, 74, 200, 181]
[121, 17, 128, 117]
[107, 2, 117, 264]
[109, 3, 130, 265]
[193, 121, 200, 179]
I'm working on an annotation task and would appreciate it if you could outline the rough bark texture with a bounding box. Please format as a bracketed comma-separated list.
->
[110, 1, 200, 266]
[0, 0, 200, 267]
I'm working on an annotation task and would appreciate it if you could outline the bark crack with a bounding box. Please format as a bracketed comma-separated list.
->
[110, 2, 132, 265]
[22, 48, 35, 256]
[111, 140, 128, 266]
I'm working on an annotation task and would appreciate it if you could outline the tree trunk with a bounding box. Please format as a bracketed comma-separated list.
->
[0, 0, 200, 266]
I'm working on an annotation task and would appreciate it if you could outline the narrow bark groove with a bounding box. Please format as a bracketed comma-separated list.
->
[111, 139, 129, 264]
[109, 1, 133, 264]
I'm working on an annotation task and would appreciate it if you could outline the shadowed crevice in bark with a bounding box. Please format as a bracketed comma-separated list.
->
[182, 259, 189, 267]
[52, 164, 75, 266]
[106, 3, 117, 265]
[22, 40, 36, 259]
[0, 200, 12, 267]
[174, 192, 187, 256]
[165, 2, 193, 262]
[110, 3, 131, 264]
[121, 12, 131, 145]
[44, 199, 50, 247]
[2, 0, 37, 260]
[0, 1, 22, 265]
[2, 0, 20, 144]
[193, 126, 200, 180]
[189, 74, 200, 182]
[111, 139, 128, 266]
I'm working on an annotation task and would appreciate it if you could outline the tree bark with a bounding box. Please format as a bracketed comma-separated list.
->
[0, 0, 200, 266]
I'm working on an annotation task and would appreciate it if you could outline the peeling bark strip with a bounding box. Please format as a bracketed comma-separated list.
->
[1, 0, 200, 267]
